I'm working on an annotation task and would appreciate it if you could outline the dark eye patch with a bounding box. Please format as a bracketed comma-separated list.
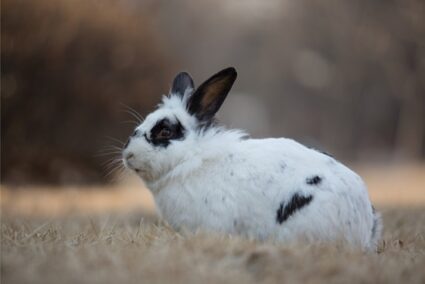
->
[149, 118, 185, 147]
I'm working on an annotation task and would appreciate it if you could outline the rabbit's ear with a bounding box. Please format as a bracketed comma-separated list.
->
[171, 72, 194, 97]
[187, 67, 237, 122]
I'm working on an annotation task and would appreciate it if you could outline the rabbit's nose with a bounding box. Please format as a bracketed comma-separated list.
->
[123, 152, 136, 170]
[125, 152, 134, 161]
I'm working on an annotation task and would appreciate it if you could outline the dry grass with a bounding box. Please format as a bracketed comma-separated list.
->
[1, 164, 425, 284]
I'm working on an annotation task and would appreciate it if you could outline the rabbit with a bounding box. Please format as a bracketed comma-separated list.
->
[122, 67, 382, 251]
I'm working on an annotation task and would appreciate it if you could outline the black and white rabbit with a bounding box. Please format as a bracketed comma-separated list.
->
[122, 67, 382, 251]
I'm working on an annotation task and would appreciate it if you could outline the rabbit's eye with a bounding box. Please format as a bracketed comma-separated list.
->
[150, 118, 185, 147]
[157, 127, 172, 139]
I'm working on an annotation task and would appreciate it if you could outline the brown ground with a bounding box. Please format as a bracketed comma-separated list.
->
[1, 164, 425, 284]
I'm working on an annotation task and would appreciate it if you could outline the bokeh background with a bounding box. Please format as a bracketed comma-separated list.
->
[2, 0, 425, 185]
[1, 2, 425, 283]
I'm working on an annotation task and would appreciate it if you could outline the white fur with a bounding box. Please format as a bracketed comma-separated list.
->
[123, 92, 382, 251]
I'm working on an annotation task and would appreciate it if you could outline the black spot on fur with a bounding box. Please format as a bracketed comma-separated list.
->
[319, 150, 333, 158]
[306, 176, 322, 185]
[371, 205, 378, 241]
[149, 117, 185, 147]
[276, 193, 313, 224]
[309, 146, 334, 158]
[371, 218, 378, 240]
[240, 134, 250, 140]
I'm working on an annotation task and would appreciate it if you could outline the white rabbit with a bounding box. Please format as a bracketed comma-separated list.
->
[122, 67, 382, 251]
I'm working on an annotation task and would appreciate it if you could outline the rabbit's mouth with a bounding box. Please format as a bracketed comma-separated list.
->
[123, 153, 143, 172]
[134, 167, 157, 183]
[122, 155, 155, 181]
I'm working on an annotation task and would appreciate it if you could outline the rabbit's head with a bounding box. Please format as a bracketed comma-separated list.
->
[122, 67, 237, 182]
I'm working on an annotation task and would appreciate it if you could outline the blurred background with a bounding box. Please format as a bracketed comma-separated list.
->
[2, 4, 425, 284]
[1, 0, 424, 192]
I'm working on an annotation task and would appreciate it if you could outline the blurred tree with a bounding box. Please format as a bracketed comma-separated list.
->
[2, 0, 424, 185]
[151, 0, 425, 161]
[1, 0, 174, 184]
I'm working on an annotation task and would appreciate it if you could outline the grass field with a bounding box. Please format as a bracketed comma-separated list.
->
[1, 164, 425, 284]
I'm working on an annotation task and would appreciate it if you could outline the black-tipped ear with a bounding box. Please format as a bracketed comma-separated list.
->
[171, 72, 194, 97]
[187, 67, 237, 122]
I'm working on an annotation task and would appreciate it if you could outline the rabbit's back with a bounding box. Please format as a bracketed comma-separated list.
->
[233, 138, 375, 248]
[154, 137, 377, 250]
